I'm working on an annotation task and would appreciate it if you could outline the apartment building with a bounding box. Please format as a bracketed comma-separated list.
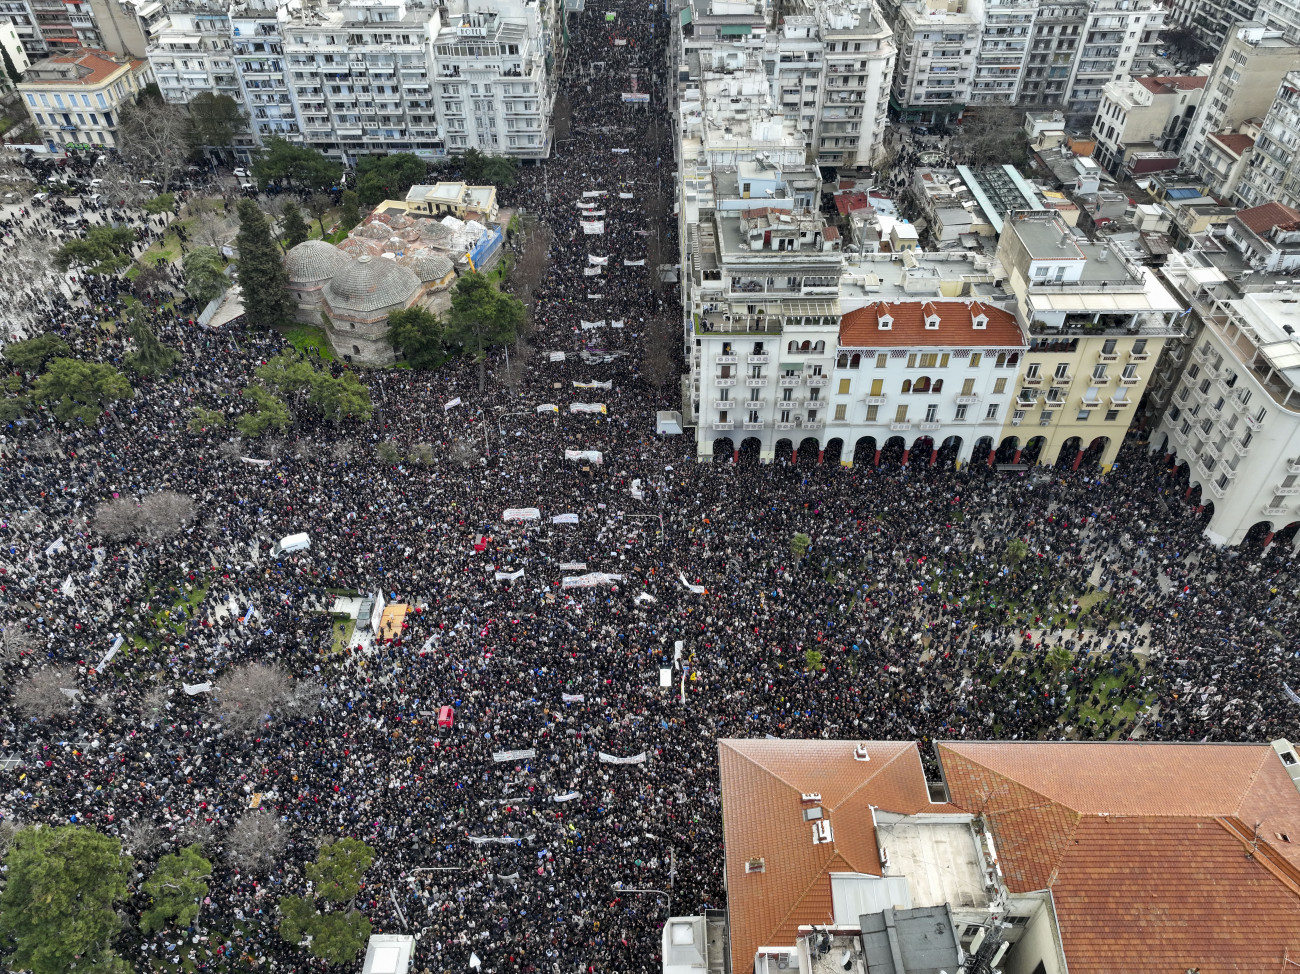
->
[809, 0, 894, 166]
[149, 1, 239, 107]
[970, 0, 1035, 106]
[762, 16, 824, 155]
[1090, 75, 1204, 176]
[1157, 250, 1300, 548]
[18, 46, 151, 148]
[1062, 0, 1164, 122]
[1235, 72, 1300, 210]
[992, 210, 1182, 472]
[878, 0, 982, 123]
[1182, 24, 1298, 174]
[231, 0, 296, 150]
[1016, 0, 1085, 108]
[1167, 0, 1255, 51]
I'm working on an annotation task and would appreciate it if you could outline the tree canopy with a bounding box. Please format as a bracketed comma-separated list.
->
[235, 199, 292, 328]
[125, 314, 180, 377]
[237, 384, 291, 438]
[386, 306, 445, 369]
[254, 351, 373, 424]
[31, 358, 132, 424]
[181, 246, 228, 308]
[459, 148, 519, 188]
[3, 334, 70, 374]
[116, 99, 190, 191]
[306, 838, 374, 904]
[278, 838, 375, 965]
[338, 189, 361, 233]
[0, 825, 132, 974]
[281, 203, 309, 250]
[140, 844, 212, 934]
[54, 225, 136, 276]
[446, 272, 525, 360]
[252, 137, 342, 191]
[186, 92, 247, 150]
[355, 153, 428, 206]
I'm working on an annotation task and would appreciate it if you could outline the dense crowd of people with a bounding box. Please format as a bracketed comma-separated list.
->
[0, 1, 1298, 972]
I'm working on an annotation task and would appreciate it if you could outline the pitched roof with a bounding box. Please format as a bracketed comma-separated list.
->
[1134, 75, 1208, 94]
[839, 300, 1025, 349]
[939, 741, 1300, 974]
[834, 191, 872, 216]
[22, 48, 143, 86]
[1236, 201, 1300, 236]
[718, 740, 939, 972]
[1207, 132, 1254, 156]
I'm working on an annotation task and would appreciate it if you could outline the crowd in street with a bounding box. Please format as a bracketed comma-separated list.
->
[0, 1, 1298, 972]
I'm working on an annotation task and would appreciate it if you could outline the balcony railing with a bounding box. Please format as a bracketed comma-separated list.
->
[1052, 374, 1072, 387]
[802, 421, 824, 430]
[806, 376, 830, 387]
[1110, 395, 1132, 408]
[715, 377, 737, 387]
[1245, 413, 1264, 432]
[1024, 376, 1043, 386]
[779, 376, 802, 387]
[1288, 459, 1300, 475]
[745, 377, 768, 387]
[1080, 396, 1102, 409]
[1119, 375, 1140, 386]
[1275, 485, 1300, 496]
[1129, 350, 1149, 362]
[919, 421, 942, 431]
[743, 421, 765, 430]
[956, 394, 981, 404]
[864, 395, 888, 405]
[712, 400, 734, 410]
[714, 421, 734, 430]
[775, 421, 797, 430]
[716, 354, 737, 365]
[1263, 504, 1289, 516]
[1097, 351, 1119, 363]
[748, 354, 770, 364]
[890, 421, 912, 431]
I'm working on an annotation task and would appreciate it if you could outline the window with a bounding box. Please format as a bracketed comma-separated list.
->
[1102, 338, 1117, 354]
[1054, 362, 1069, 379]
[986, 403, 999, 420]
[895, 405, 908, 423]
[838, 378, 851, 395]
[1121, 363, 1137, 379]
[940, 353, 950, 368]
[1026, 363, 1040, 379]
[955, 404, 967, 421]
[866, 405, 879, 421]
[961, 378, 975, 396]
[907, 353, 917, 368]
[876, 353, 887, 368]
[1077, 410, 1091, 421]
[834, 404, 847, 421]
[901, 380, 912, 394]
[970, 353, 981, 367]
[994, 378, 1007, 394]
[920, 353, 939, 368]
[1105, 409, 1119, 421]
[1092, 364, 1108, 381]
[925, 404, 938, 422]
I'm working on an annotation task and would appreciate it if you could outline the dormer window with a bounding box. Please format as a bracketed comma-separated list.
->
[878, 314, 892, 330]
[925, 315, 940, 330]
[973, 314, 987, 330]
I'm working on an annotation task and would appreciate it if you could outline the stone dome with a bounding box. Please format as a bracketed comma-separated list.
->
[336, 236, 383, 258]
[397, 252, 455, 284]
[355, 222, 393, 240]
[323, 254, 421, 315]
[285, 240, 348, 284]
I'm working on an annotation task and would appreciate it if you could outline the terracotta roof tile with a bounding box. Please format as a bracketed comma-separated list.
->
[1134, 75, 1208, 94]
[1207, 132, 1254, 156]
[834, 192, 871, 216]
[718, 740, 940, 971]
[1236, 202, 1300, 236]
[839, 300, 1026, 349]
[24, 48, 143, 86]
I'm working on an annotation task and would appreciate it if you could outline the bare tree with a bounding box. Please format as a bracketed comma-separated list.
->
[449, 439, 479, 469]
[11, 666, 76, 718]
[95, 491, 196, 539]
[213, 662, 292, 732]
[177, 818, 219, 851]
[0, 817, 21, 858]
[120, 818, 165, 858]
[294, 439, 314, 461]
[140, 686, 170, 717]
[218, 438, 244, 461]
[188, 199, 237, 251]
[226, 811, 288, 871]
[306, 192, 333, 238]
[501, 356, 527, 396]
[94, 161, 154, 209]
[333, 440, 354, 462]
[263, 437, 286, 460]
[409, 442, 434, 466]
[512, 223, 551, 325]
[0, 626, 38, 662]
[116, 100, 192, 192]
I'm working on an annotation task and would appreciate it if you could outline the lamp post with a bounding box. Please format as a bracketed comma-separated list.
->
[611, 883, 671, 917]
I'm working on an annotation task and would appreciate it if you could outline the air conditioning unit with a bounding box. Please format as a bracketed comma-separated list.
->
[853, 744, 870, 762]
[812, 820, 834, 844]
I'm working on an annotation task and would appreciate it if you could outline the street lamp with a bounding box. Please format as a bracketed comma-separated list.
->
[611, 883, 671, 917]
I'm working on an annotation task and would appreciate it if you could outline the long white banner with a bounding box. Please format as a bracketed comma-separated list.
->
[537, 403, 559, 413]
[503, 508, 541, 521]
[561, 692, 586, 702]
[583, 267, 603, 277]
[588, 255, 608, 265]
[559, 561, 587, 571]
[492, 748, 537, 762]
[598, 751, 648, 765]
[623, 259, 646, 266]
[564, 449, 603, 463]
[551, 513, 579, 524]
[494, 569, 524, 582]
[573, 380, 613, 390]
[581, 221, 606, 234]
[562, 572, 625, 589]
[582, 190, 607, 197]
[570, 403, 607, 414]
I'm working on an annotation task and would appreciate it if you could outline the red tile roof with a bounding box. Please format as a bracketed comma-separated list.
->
[718, 740, 941, 972]
[1236, 202, 1300, 236]
[24, 47, 144, 86]
[1207, 132, 1255, 156]
[1135, 75, 1208, 94]
[834, 191, 872, 216]
[839, 300, 1025, 349]
[940, 741, 1300, 974]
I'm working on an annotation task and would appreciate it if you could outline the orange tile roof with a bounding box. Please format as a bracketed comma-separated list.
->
[1207, 132, 1255, 156]
[939, 741, 1300, 974]
[839, 300, 1026, 349]
[24, 47, 144, 86]
[1236, 202, 1300, 236]
[1134, 75, 1208, 94]
[718, 740, 941, 972]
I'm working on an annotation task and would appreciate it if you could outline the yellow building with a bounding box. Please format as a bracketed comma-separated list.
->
[992, 210, 1184, 472]
[18, 47, 151, 150]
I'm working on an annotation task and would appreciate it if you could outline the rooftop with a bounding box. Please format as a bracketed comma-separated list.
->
[1134, 74, 1207, 94]
[20, 48, 144, 86]
[1206, 131, 1255, 156]
[1235, 201, 1300, 237]
[839, 300, 1025, 349]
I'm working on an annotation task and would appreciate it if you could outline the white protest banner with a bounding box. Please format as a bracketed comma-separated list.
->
[576, 201, 597, 210]
[95, 646, 119, 671]
[660, 668, 672, 687]
[612, 147, 630, 152]
[635, 591, 657, 604]
[183, 682, 213, 695]
[584, 209, 607, 216]
[618, 192, 634, 199]
[44, 537, 65, 556]
[631, 479, 645, 500]
[580, 320, 605, 330]
[562, 572, 625, 589]
[536, 403, 560, 413]
[582, 267, 603, 276]
[503, 508, 542, 521]
[611, 319, 625, 329]
[582, 190, 607, 197]
[678, 572, 706, 594]
[573, 380, 613, 390]
[561, 692, 586, 702]
[492, 748, 537, 762]
[240, 456, 272, 467]
[494, 569, 525, 582]
[444, 397, 463, 412]
[623, 258, 646, 266]
[60, 575, 75, 597]
[559, 561, 587, 571]
[569, 403, 607, 414]
[551, 791, 583, 802]
[587, 293, 604, 299]
[467, 835, 535, 845]
[581, 221, 606, 234]
[548, 352, 566, 362]
[470, 952, 483, 970]
[551, 513, 579, 525]
[588, 255, 609, 265]
[564, 449, 604, 463]
[598, 751, 648, 765]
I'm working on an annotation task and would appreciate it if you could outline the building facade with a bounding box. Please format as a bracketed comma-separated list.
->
[18, 46, 151, 149]
[1017, 0, 1086, 108]
[970, 0, 1036, 107]
[877, 0, 982, 123]
[1061, 0, 1164, 123]
[1090, 75, 1204, 176]
[808, 0, 894, 167]
[1234, 72, 1300, 210]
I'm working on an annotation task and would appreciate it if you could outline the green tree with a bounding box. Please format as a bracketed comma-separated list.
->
[445, 272, 525, 391]
[459, 148, 519, 188]
[54, 225, 136, 276]
[187, 406, 225, 432]
[125, 315, 180, 377]
[276, 895, 316, 943]
[1005, 538, 1030, 564]
[255, 352, 372, 424]
[338, 189, 361, 233]
[31, 358, 131, 425]
[281, 202, 309, 249]
[237, 384, 291, 437]
[252, 137, 342, 191]
[804, 648, 824, 672]
[181, 246, 228, 308]
[386, 306, 445, 369]
[355, 153, 427, 206]
[142, 193, 175, 215]
[235, 199, 292, 327]
[3, 334, 70, 373]
[376, 439, 401, 464]
[1045, 644, 1074, 676]
[307, 911, 372, 964]
[306, 838, 374, 904]
[790, 532, 812, 559]
[186, 92, 247, 151]
[1, 44, 21, 88]
[0, 825, 132, 974]
[140, 844, 212, 934]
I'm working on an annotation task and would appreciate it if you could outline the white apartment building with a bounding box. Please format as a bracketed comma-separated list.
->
[1018, 0, 1085, 108]
[1157, 251, 1300, 549]
[1235, 72, 1300, 210]
[430, 0, 555, 159]
[1182, 23, 1298, 177]
[1091, 75, 1204, 176]
[809, 0, 894, 166]
[231, 0, 297, 149]
[970, 0, 1035, 106]
[1062, 0, 1163, 121]
[763, 15, 824, 156]
[149, 2, 239, 108]
[878, 0, 982, 123]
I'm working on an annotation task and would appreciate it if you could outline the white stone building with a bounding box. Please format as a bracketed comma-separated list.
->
[149, 2, 240, 109]
[877, 0, 982, 124]
[970, 0, 1035, 107]
[231, 0, 297, 151]
[1090, 75, 1204, 177]
[806, 0, 894, 167]
[1062, 0, 1164, 122]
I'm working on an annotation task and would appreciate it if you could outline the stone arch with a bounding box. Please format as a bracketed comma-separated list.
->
[995, 435, 1019, 465]
[738, 436, 762, 466]
[1239, 520, 1276, 551]
[1056, 435, 1083, 469]
[880, 435, 907, 465]
[853, 435, 878, 466]
[712, 437, 734, 464]
[774, 437, 795, 464]
[1021, 435, 1048, 465]
[914, 375, 932, 393]
[936, 435, 963, 469]
[911, 435, 935, 466]
[794, 436, 820, 468]
[972, 435, 995, 468]
[823, 437, 844, 466]
[1080, 435, 1110, 471]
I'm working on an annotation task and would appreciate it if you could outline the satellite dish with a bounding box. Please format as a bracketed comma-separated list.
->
[839, 949, 853, 971]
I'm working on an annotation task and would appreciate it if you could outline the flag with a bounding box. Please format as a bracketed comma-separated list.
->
[444, 397, 463, 412]
[469, 953, 482, 970]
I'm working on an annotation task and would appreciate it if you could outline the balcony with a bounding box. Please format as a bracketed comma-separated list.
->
[1097, 351, 1119, 363]
[864, 395, 888, 405]
[714, 421, 735, 431]
[1128, 350, 1149, 363]
[1275, 485, 1300, 496]
[1208, 480, 1227, 498]
[712, 400, 735, 410]
[1052, 374, 1072, 387]
[802, 421, 824, 430]
[1263, 504, 1289, 516]
[779, 376, 802, 387]
[890, 421, 912, 431]
[919, 421, 942, 431]
[1245, 413, 1264, 432]
[1024, 376, 1043, 386]
[1119, 375, 1141, 386]
[1288, 459, 1300, 475]
[1080, 396, 1102, 409]
[1230, 436, 1250, 456]
[1110, 395, 1131, 408]
[743, 421, 765, 430]
[716, 354, 738, 365]
[775, 421, 797, 430]
[715, 377, 737, 387]
[748, 354, 770, 364]
[806, 376, 830, 388]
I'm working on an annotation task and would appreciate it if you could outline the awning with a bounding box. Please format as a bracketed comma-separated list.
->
[779, 361, 805, 371]
[679, 7, 691, 23]
[720, 24, 751, 34]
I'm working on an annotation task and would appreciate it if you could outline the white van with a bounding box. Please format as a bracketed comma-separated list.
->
[271, 532, 311, 557]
